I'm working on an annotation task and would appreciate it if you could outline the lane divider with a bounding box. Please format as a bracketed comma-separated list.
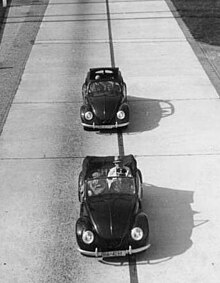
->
[106, 0, 125, 157]
[105, 1, 139, 283]
[106, 0, 115, 68]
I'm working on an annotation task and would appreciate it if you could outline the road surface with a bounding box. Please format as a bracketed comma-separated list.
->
[0, 0, 220, 282]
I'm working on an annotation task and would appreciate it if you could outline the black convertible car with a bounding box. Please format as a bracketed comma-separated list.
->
[76, 155, 150, 258]
[80, 67, 129, 130]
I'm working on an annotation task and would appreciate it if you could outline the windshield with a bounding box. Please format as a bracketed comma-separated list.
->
[89, 81, 121, 97]
[86, 177, 135, 197]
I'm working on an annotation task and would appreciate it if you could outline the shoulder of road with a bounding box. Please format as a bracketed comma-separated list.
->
[0, 0, 49, 134]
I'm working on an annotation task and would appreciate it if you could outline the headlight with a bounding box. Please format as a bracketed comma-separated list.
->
[82, 230, 94, 244]
[131, 227, 143, 241]
[85, 111, 93, 121]
[117, 110, 125, 120]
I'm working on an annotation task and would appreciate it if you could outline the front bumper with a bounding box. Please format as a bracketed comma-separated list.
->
[82, 121, 129, 129]
[78, 243, 150, 258]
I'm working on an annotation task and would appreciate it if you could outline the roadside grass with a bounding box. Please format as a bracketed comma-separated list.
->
[169, 0, 220, 97]
[171, 0, 220, 46]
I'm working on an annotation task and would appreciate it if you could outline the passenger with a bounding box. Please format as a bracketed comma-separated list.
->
[88, 172, 107, 196]
[107, 156, 132, 188]
[105, 81, 113, 92]
[114, 83, 121, 93]
[95, 74, 101, 80]
[108, 156, 131, 178]
[89, 82, 103, 94]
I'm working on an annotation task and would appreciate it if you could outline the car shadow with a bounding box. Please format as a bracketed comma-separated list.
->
[137, 183, 194, 263]
[125, 96, 174, 133]
[100, 183, 208, 266]
[169, 0, 220, 46]
[97, 96, 174, 135]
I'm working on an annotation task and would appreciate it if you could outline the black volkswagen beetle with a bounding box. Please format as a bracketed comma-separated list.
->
[80, 67, 129, 130]
[76, 155, 150, 258]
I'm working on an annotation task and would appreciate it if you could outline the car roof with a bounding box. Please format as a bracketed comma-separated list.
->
[81, 155, 137, 179]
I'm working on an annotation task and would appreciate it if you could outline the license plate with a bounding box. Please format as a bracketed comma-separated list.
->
[102, 250, 127, 258]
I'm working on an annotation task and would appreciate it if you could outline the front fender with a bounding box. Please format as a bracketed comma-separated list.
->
[76, 217, 98, 252]
[76, 217, 92, 237]
[133, 212, 149, 240]
[117, 103, 129, 123]
[80, 105, 93, 122]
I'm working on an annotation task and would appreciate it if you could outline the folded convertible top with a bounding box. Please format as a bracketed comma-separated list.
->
[82, 155, 137, 178]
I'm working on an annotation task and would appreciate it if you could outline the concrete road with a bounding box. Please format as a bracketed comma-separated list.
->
[0, 0, 220, 282]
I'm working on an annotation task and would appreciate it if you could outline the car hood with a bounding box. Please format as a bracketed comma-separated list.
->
[88, 95, 122, 121]
[87, 196, 136, 239]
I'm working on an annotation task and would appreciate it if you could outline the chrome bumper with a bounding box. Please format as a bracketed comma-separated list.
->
[82, 121, 129, 129]
[78, 244, 151, 258]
